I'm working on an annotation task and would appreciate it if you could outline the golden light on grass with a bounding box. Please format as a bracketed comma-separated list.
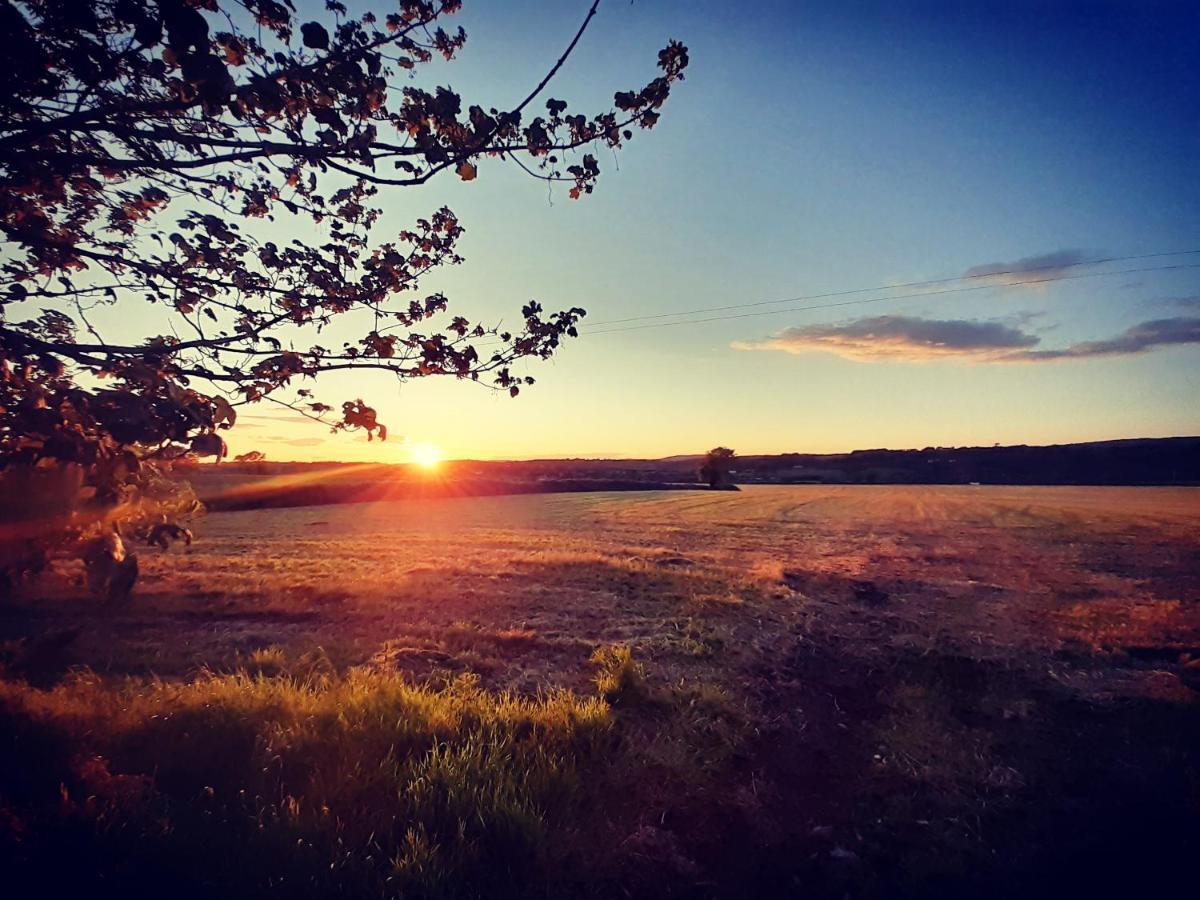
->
[408, 442, 443, 470]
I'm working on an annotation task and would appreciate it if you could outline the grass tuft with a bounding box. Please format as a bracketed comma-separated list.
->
[590, 644, 646, 706]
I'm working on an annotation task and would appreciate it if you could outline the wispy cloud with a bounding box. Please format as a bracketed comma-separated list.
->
[1010, 317, 1200, 361]
[734, 315, 1200, 364]
[962, 249, 1087, 285]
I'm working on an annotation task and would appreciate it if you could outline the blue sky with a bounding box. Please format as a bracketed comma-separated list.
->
[225, 0, 1200, 460]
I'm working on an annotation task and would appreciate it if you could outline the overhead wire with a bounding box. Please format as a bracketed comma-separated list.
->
[583, 248, 1200, 330]
[582, 260, 1200, 336]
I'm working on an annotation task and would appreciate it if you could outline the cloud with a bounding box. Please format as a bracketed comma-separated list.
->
[732, 315, 1039, 362]
[1010, 317, 1200, 361]
[962, 249, 1087, 285]
[734, 315, 1200, 364]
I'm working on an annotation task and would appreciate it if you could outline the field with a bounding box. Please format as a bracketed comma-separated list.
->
[3, 485, 1199, 898]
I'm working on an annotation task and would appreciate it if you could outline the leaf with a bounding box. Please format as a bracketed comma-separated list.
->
[301, 22, 330, 51]
[456, 161, 477, 182]
[218, 35, 246, 66]
[211, 396, 236, 427]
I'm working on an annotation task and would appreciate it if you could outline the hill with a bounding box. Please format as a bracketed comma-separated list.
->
[727, 436, 1200, 486]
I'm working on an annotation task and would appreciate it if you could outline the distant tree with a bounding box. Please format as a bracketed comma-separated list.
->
[234, 451, 266, 463]
[699, 447, 736, 489]
[0, 0, 687, 590]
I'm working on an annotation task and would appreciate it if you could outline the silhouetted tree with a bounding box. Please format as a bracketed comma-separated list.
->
[699, 447, 736, 489]
[0, 0, 688, 587]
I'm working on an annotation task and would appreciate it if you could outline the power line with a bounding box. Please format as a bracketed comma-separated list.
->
[582, 261, 1200, 336]
[584, 248, 1200, 330]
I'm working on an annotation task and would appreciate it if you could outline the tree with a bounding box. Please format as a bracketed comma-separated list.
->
[0, 0, 688, 585]
[233, 450, 265, 462]
[699, 447, 736, 489]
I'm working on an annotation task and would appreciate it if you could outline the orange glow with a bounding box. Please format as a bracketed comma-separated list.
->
[409, 442, 442, 469]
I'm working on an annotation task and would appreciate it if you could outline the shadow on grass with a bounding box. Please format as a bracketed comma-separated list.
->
[722, 642, 1200, 900]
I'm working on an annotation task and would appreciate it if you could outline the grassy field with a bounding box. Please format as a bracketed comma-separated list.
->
[3, 486, 1199, 897]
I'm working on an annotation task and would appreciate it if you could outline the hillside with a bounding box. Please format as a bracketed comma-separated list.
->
[726, 436, 1200, 486]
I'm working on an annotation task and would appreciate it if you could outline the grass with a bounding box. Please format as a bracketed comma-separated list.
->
[0, 662, 617, 899]
[0, 642, 756, 897]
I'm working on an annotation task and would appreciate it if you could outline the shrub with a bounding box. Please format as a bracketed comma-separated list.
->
[0, 460, 201, 598]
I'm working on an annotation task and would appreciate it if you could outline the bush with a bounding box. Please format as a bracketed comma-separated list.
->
[0, 460, 202, 598]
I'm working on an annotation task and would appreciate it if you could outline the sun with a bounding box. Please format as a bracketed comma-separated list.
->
[408, 442, 442, 469]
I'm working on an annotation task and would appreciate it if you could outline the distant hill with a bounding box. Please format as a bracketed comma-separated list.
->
[723, 437, 1200, 486]
[450, 437, 1200, 486]
[188, 436, 1199, 511]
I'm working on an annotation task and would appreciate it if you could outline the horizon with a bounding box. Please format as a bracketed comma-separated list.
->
[222, 432, 1200, 467]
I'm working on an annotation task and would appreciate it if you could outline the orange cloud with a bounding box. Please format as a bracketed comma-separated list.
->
[732, 315, 1038, 362]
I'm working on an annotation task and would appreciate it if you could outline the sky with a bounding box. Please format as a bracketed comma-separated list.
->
[212, 1, 1200, 460]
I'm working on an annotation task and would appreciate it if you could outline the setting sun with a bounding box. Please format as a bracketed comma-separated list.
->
[408, 442, 443, 469]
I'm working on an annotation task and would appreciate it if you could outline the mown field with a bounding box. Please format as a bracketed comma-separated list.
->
[3, 486, 1199, 898]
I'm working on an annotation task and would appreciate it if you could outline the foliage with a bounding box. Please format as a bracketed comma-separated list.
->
[698, 446, 735, 489]
[0, 457, 201, 597]
[0, 0, 687, 577]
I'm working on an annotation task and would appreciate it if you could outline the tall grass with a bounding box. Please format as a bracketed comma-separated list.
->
[0, 666, 613, 898]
